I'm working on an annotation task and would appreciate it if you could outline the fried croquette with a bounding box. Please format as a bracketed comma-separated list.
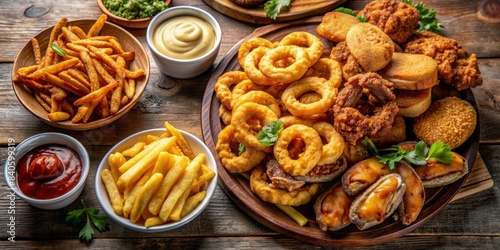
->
[358, 0, 420, 44]
[316, 11, 361, 42]
[404, 30, 483, 90]
[413, 96, 477, 149]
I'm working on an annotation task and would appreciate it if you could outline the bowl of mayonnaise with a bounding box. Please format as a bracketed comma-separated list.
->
[146, 6, 222, 79]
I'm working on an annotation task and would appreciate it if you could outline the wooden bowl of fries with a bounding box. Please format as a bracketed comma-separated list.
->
[95, 123, 218, 232]
[96, 0, 172, 29]
[11, 17, 149, 130]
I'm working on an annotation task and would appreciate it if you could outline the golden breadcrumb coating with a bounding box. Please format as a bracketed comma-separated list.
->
[413, 96, 477, 149]
[404, 31, 483, 90]
[358, 0, 420, 43]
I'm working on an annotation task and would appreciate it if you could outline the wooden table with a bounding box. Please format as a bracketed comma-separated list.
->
[1, 0, 499, 248]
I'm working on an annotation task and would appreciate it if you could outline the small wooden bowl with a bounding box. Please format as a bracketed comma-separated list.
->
[96, 0, 172, 29]
[11, 19, 150, 131]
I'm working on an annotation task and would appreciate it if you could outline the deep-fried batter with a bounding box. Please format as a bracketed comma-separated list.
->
[404, 31, 483, 90]
[358, 0, 420, 44]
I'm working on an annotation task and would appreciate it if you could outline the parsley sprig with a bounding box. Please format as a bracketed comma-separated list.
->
[66, 199, 110, 242]
[362, 138, 452, 170]
[402, 0, 444, 33]
[257, 120, 284, 146]
[334, 7, 367, 22]
[264, 0, 294, 20]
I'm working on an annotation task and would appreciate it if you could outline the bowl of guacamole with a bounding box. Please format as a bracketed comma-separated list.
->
[97, 0, 170, 28]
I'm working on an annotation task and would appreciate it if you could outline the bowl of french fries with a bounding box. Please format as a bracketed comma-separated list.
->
[95, 121, 218, 232]
[11, 15, 149, 130]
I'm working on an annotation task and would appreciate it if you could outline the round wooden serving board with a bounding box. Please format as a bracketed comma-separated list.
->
[201, 16, 480, 247]
[203, 0, 348, 24]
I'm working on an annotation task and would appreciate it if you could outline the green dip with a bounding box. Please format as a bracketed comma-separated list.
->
[103, 0, 168, 19]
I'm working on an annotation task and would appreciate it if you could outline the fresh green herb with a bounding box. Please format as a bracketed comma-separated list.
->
[51, 43, 66, 57]
[264, 0, 294, 20]
[257, 120, 284, 146]
[403, 0, 444, 33]
[362, 138, 452, 170]
[334, 7, 367, 22]
[238, 143, 246, 155]
[66, 199, 109, 242]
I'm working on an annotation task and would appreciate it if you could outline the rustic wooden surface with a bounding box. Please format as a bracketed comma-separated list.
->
[0, 0, 499, 249]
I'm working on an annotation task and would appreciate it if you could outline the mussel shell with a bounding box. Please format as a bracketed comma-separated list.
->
[314, 181, 353, 231]
[349, 173, 406, 230]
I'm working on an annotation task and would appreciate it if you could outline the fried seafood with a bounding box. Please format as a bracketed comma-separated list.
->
[329, 41, 365, 80]
[358, 0, 420, 44]
[250, 165, 321, 206]
[332, 73, 399, 145]
[413, 96, 477, 150]
[214, 71, 249, 110]
[273, 124, 323, 177]
[304, 58, 343, 88]
[349, 173, 406, 230]
[231, 102, 278, 152]
[316, 11, 361, 43]
[233, 90, 281, 117]
[259, 46, 311, 83]
[342, 157, 391, 196]
[230, 79, 268, 109]
[404, 30, 483, 90]
[218, 104, 232, 126]
[314, 182, 353, 231]
[238, 37, 274, 67]
[395, 161, 425, 225]
[216, 125, 267, 173]
[281, 77, 338, 117]
[279, 31, 324, 67]
[311, 121, 345, 166]
[242, 46, 277, 85]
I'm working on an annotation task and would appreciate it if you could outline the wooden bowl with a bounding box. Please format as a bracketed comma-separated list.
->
[11, 19, 150, 131]
[96, 0, 172, 29]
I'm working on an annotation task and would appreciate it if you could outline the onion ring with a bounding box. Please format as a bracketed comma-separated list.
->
[304, 58, 343, 88]
[281, 77, 337, 117]
[230, 79, 267, 108]
[231, 102, 278, 152]
[258, 46, 311, 83]
[273, 124, 323, 176]
[312, 121, 346, 165]
[214, 71, 249, 110]
[332, 72, 399, 145]
[250, 165, 321, 206]
[279, 31, 324, 67]
[242, 46, 277, 85]
[238, 37, 274, 67]
[233, 90, 281, 117]
[216, 125, 267, 173]
[218, 104, 232, 126]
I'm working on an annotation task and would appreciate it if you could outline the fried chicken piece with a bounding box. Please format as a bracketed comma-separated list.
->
[358, 0, 420, 44]
[405, 31, 483, 90]
[330, 41, 365, 81]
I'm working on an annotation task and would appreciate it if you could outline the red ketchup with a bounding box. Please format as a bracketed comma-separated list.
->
[17, 144, 82, 199]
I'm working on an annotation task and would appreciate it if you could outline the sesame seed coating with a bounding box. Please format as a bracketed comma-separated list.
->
[413, 96, 476, 149]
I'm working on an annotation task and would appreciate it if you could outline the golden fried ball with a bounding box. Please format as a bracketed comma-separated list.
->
[413, 96, 476, 149]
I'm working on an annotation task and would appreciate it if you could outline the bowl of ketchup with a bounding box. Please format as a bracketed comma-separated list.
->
[4, 133, 89, 210]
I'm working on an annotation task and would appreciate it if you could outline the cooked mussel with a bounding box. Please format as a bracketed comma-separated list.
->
[314, 182, 353, 231]
[395, 161, 425, 225]
[349, 173, 406, 230]
[414, 151, 469, 188]
[342, 157, 391, 196]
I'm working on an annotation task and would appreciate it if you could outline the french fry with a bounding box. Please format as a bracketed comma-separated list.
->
[41, 17, 67, 67]
[164, 121, 196, 160]
[180, 191, 207, 218]
[69, 25, 87, 39]
[58, 70, 91, 94]
[108, 152, 126, 182]
[124, 78, 136, 99]
[118, 137, 176, 188]
[122, 142, 147, 158]
[148, 155, 189, 215]
[123, 169, 153, 218]
[71, 106, 88, 123]
[82, 94, 104, 123]
[61, 26, 80, 42]
[34, 92, 52, 112]
[43, 72, 88, 97]
[130, 172, 163, 223]
[79, 50, 100, 91]
[152, 152, 175, 176]
[191, 164, 215, 195]
[109, 38, 124, 54]
[31, 38, 42, 65]
[159, 154, 204, 221]
[101, 169, 124, 216]
[67, 68, 91, 88]
[87, 45, 126, 79]
[169, 185, 192, 221]
[87, 14, 107, 38]
[145, 217, 164, 228]
[28, 57, 80, 79]
[47, 111, 70, 122]
[73, 80, 117, 106]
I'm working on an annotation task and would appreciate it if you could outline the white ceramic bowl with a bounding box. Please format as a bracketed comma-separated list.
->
[146, 6, 222, 79]
[95, 128, 218, 232]
[4, 133, 90, 210]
